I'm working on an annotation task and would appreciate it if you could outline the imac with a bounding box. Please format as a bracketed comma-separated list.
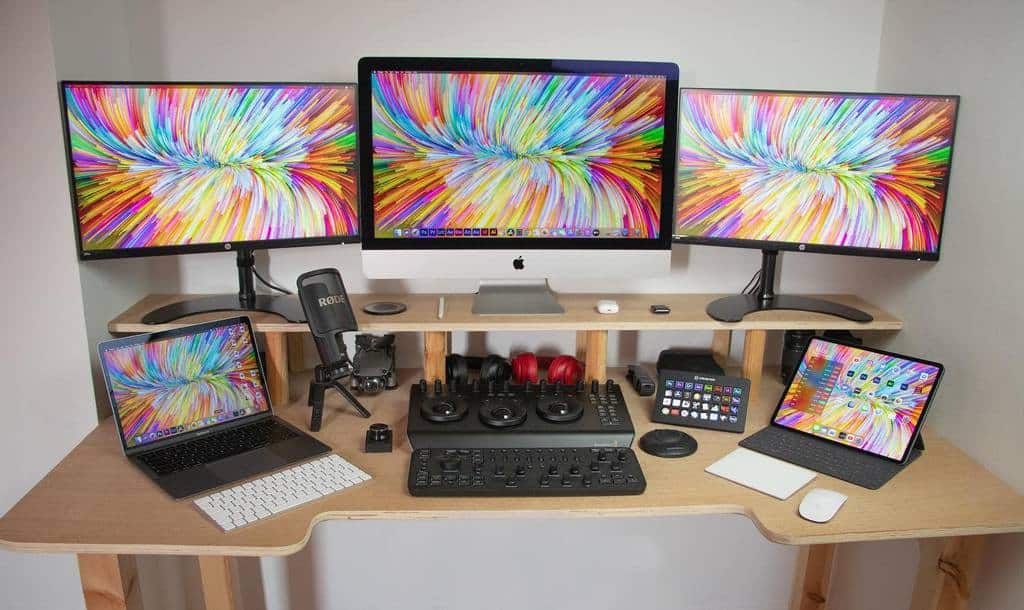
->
[674, 88, 959, 322]
[60, 81, 359, 323]
[357, 58, 679, 314]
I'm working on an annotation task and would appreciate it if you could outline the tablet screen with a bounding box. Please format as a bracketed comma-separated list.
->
[773, 338, 942, 461]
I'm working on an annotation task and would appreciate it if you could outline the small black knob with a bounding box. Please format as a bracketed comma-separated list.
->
[610, 462, 623, 472]
[419, 379, 427, 393]
[576, 380, 584, 393]
[606, 379, 615, 392]
[597, 451, 609, 462]
[582, 476, 592, 487]
[617, 449, 629, 461]
[570, 465, 580, 475]
[502, 379, 510, 393]
[434, 379, 443, 395]
[524, 380, 532, 393]
[548, 465, 559, 475]
[591, 380, 599, 394]
[440, 456, 461, 471]
[539, 379, 548, 393]
[589, 461, 600, 472]
[369, 423, 389, 441]
[554, 381, 562, 395]
[515, 465, 526, 476]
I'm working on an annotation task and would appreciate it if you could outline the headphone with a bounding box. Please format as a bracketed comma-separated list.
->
[445, 354, 513, 385]
[510, 352, 584, 385]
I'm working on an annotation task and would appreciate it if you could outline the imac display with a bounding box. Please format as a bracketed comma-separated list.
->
[357, 58, 679, 314]
[773, 338, 942, 462]
[673, 88, 959, 322]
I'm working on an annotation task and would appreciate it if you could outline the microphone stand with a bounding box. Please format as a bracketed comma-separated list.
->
[307, 351, 370, 432]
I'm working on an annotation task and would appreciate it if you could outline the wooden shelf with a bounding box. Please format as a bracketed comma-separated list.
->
[110, 292, 903, 334]
[2, 368, 1020, 557]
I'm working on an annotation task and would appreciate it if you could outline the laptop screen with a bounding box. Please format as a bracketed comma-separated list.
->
[99, 318, 271, 450]
[773, 338, 942, 461]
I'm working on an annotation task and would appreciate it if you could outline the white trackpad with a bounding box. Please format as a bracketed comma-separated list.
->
[705, 448, 817, 500]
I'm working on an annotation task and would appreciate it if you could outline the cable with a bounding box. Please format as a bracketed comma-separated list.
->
[253, 268, 293, 295]
[741, 269, 762, 295]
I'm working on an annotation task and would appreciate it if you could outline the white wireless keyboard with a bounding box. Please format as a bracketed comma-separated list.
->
[193, 453, 370, 531]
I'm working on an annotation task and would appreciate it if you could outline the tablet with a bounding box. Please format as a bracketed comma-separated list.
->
[770, 338, 943, 463]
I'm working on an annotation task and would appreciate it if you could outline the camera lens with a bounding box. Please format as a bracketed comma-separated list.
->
[363, 378, 383, 395]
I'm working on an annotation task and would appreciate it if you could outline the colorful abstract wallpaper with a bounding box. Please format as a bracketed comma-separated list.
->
[370, 71, 667, 237]
[102, 322, 269, 449]
[775, 340, 940, 460]
[676, 90, 957, 252]
[64, 84, 357, 251]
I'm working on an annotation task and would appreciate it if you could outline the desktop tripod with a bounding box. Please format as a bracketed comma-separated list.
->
[307, 356, 370, 432]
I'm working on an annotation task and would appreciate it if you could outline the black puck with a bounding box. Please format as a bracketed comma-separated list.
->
[363, 301, 407, 315]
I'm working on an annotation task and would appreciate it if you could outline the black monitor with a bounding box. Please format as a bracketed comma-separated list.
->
[674, 87, 959, 321]
[59, 81, 359, 323]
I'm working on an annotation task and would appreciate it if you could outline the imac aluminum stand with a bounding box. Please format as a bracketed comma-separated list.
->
[142, 248, 306, 324]
[472, 280, 565, 315]
[706, 250, 873, 323]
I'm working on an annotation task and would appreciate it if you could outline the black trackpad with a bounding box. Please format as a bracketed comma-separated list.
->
[207, 448, 287, 484]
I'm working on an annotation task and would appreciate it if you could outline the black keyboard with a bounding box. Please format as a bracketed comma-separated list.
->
[138, 418, 298, 476]
[409, 447, 646, 496]
[739, 425, 921, 490]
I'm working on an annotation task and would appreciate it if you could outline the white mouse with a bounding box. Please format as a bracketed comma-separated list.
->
[596, 300, 619, 314]
[798, 488, 848, 523]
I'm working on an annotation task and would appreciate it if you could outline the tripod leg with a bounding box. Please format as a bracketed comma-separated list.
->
[331, 382, 372, 418]
[308, 381, 326, 432]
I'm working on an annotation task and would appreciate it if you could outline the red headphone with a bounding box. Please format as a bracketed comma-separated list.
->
[510, 352, 584, 385]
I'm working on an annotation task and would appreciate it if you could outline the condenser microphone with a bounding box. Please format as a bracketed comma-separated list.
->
[297, 269, 358, 370]
[296, 268, 369, 429]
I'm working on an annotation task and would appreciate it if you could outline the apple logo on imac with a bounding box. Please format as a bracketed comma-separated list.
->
[513, 257, 524, 270]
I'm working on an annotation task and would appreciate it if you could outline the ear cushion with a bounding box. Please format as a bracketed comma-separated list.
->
[511, 352, 540, 384]
[547, 355, 584, 384]
[479, 355, 512, 382]
[445, 354, 469, 385]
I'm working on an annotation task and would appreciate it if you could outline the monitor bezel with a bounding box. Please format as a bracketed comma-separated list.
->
[97, 316, 274, 457]
[59, 80, 361, 262]
[673, 87, 961, 262]
[357, 57, 679, 251]
[768, 336, 945, 464]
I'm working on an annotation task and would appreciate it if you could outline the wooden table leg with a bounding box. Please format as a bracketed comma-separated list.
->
[264, 332, 289, 406]
[789, 544, 837, 610]
[712, 330, 732, 368]
[77, 554, 141, 610]
[424, 331, 449, 382]
[574, 330, 588, 362]
[910, 536, 986, 610]
[742, 329, 768, 397]
[198, 556, 236, 610]
[287, 333, 306, 372]
[582, 330, 608, 381]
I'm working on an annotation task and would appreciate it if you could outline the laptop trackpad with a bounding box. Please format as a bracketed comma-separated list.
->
[206, 448, 286, 484]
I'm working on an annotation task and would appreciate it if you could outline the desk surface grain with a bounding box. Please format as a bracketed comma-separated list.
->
[1, 369, 1020, 556]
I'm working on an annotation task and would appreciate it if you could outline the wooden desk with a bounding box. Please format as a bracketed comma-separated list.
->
[109, 293, 903, 405]
[1, 369, 1021, 610]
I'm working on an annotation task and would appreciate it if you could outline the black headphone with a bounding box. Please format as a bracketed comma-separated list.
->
[445, 354, 512, 385]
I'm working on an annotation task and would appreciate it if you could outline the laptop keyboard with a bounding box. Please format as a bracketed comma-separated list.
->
[138, 418, 299, 476]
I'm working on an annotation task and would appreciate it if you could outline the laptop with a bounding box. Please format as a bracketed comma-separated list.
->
[740, 337, 944, 489]
[98, 316, 330, 499]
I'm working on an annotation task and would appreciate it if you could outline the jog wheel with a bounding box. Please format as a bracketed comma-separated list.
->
[479, 398, 527, 428]
[421, 399, 467, 423]
[536, 397, 584, 423]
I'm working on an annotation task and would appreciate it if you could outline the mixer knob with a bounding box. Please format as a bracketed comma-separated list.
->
[576, 380, 584, 393]
[606, 379, 615, 393]
[419, 379, 427, 393]
[434, 379, 443, 395]
[502, 379, 510, 393]
[554, 381, 562, 395]
[591, 380, 599, 394]
[524, 380, 532, 393]
[539, 379, 548, 393]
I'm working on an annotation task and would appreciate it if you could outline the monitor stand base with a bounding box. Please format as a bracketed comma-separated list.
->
[706, 250, 873, 323]
[142, 294, 305, 324]
[472, 280, 565, 315]
[141, 248, 305, 324]
[706, 293, 873, 323]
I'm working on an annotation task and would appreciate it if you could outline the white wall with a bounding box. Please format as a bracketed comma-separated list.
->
[0, 0, 102, 608]
[865, 1, 1024, 608]
[4, 0, 1017, 608]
